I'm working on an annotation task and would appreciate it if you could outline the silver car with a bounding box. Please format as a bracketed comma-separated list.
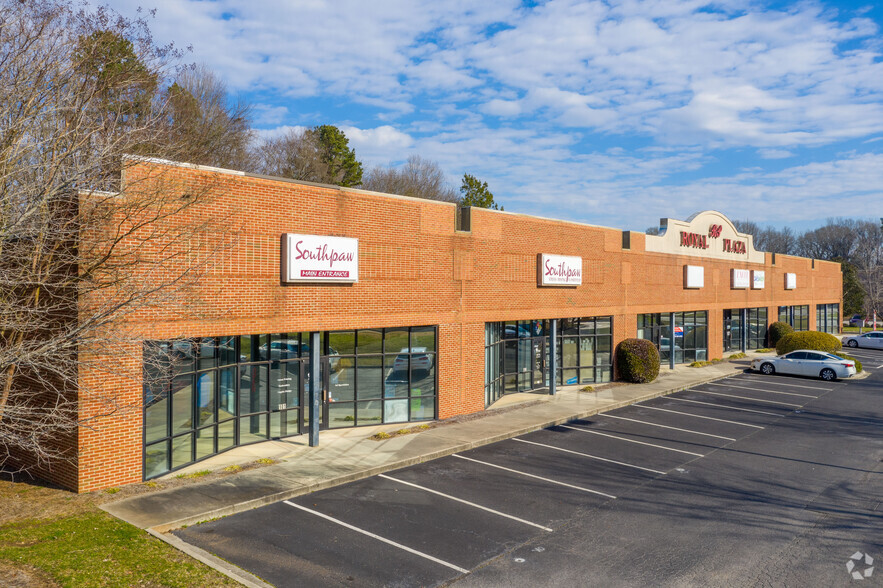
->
[842, 331, 883, 350]
[751, 350, 857, 381]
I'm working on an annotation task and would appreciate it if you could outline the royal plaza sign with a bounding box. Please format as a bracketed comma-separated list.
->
[538, 253, 582, 287]
[645, 210, 764, 264]
[281, 234, 359, 283]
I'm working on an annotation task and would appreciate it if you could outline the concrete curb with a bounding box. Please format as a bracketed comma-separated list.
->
[146, 528, 274, 588]
[146, 369, 738, 534]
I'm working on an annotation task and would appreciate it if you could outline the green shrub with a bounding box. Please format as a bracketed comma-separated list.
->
[727, 352, 747, 360]
[775, 331, 842, 355]
[768, 321, 793, 347]
[831, 352, 862, 373]
[616, 338, 660, 383]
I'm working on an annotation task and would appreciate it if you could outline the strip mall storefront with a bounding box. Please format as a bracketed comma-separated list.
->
[61, 159, 843, 491]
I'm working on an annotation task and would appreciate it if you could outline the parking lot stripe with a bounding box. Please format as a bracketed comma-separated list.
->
[706, 382, 817, 398]
[377, 474, 554, 532]
[739, 376, 831, 391]
[283, 500, 470, 574]
[692, 390, 802, 407]
[597, 414, 737, 441]
[451, 454, 617, 499]
[559, 425, 705, 457]
[636, 405, 764, 429]
[511, 438, 667, 474]
[667, 397, 782, 416]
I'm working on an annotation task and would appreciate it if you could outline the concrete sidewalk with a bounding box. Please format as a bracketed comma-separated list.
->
[102, 357, 761, 533]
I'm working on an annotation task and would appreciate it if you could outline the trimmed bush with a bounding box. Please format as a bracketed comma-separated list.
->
[775, 330, 842, 355]
[768, 321, 794, 347]
[616, 338, 660, 383]
[831, 352, 863, 373]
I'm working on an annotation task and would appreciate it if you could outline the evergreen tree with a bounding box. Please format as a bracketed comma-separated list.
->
[460, 173, 502, 210]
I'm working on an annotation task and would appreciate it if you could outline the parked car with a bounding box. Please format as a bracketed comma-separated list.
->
[842, 331, 883, 350]
[393, 347, 433, 373]
[845, 314, 882, 328]
[751, 350, 857, 381]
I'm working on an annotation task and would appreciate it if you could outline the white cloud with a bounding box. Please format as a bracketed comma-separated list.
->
[757, 148, 794, 159]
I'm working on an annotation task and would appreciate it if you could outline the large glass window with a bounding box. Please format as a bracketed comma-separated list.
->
[638, 312, 708, 364]
[724, 308, 768, 351]
[779, 305, 809, 331]
[816, 303, 840, 334]
[484, 317, 613, 406]
[143, 327, 437, 479]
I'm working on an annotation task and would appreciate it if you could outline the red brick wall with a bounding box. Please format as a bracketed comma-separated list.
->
[70, 160, 841, 491]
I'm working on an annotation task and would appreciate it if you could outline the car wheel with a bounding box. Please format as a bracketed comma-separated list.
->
[847, 339, 858, 348]
[820, 368, 836, 382]
[760, 362, 775, 375]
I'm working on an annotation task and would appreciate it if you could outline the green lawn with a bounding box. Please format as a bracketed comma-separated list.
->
[0, 510, 240, 587]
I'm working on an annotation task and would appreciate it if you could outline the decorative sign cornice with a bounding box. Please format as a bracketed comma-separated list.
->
[645, 210, 764, 264]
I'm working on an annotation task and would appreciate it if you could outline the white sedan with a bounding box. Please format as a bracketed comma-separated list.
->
[842, 331, 883, 350]
[752, 350, 857, 381]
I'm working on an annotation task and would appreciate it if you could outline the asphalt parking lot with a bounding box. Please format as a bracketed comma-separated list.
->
[177, 358, 883, 587]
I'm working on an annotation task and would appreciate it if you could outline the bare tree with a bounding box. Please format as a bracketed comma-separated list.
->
[165, 64, 254, 170]
[0, 0, 228, 478]
[362, 155, 459, 202]
[254, 127, 332, 182]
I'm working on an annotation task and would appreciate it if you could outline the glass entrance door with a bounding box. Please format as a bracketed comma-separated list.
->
[269, 358, 302, 439]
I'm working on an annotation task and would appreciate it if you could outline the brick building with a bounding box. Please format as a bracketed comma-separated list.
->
[42, 158, 843, 491]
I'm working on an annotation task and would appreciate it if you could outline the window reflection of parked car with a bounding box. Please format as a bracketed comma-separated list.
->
[393, 347, 433, 374]
[504, 325, 531, 339]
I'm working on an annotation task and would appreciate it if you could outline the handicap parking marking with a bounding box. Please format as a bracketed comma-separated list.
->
[377, 474, 553, 532]
[510, 437, 667, 475]
[635, 404, 764, 429]
[705, 381, 818, 398]
[451, 454, 617, 499]
[283, 500, 470, 574]
[690, 389, 803, 408]
[666, 396, 782, 417]
[738, 375, 832, 391]
[558, 425, 705, 457]
[597, 413, 737, 441]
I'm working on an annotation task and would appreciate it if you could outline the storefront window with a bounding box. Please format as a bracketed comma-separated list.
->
[484, 317, 614, 405]
[143, 327, 437, 479]
[816, 303, 840, 334]
[638, 311, 708, 364]
[779, 305, 809, 331]
[724, 308, 768, 351]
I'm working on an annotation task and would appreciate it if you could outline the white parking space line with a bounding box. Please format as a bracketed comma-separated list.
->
[597, 414, 737, 441]
[667, 396, 782, 417]
[377, 474, 553, 532]
[283, 500, 470, 574]
[739, 376, 832, 391]
[692, 390, 803, 407]
[511, 438, 666, 475]
[559, 425, 705, 457]
[636, 405, 764, 429]
[451, 454, 617, 499]
[706, 382, 817, 398]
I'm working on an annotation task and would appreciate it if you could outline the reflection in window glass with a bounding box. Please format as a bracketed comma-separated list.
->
[328, 403, 354, 428]
[357, 329, 383, 354]
[171, 374, 192, 434]
[329, 331, 355, 356]
[384, 329, 409, 353]
[384, 399, 409, 423]
[357, 356, 383, 400]
[196, 372, 215, 426]
[171, 434, 192, 468]
[144, 442, 169, 478]
[357, 400, 382, 425]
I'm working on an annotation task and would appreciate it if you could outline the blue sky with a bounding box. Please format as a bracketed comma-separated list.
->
[106, 0, 883, 232]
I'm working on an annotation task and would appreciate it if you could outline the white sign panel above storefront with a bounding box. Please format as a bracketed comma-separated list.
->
[281, 234, 359, 283]
[785, 273, 797, 290]
[731, 269, 750, 289]
[644, 210, 765, 264]
[538, 254, 582, 287]
[684, 265, 704, 289]
[752, 270, 765, 290]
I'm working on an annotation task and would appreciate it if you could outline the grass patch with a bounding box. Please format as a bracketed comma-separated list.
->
[372, 431, 391, 440]
[222, 465, 242, 473]
[255, 458, 276, 465]
[396, 428, 412, 435]
[727, 352, 748, 360]
[103, 487, 120, 494]
[0, 510, 238, 587]
[142, 481, 159, 489]
[174, 470, 211, 480]
[580, 385, 595, 392]
[754, 348, 772, 353]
